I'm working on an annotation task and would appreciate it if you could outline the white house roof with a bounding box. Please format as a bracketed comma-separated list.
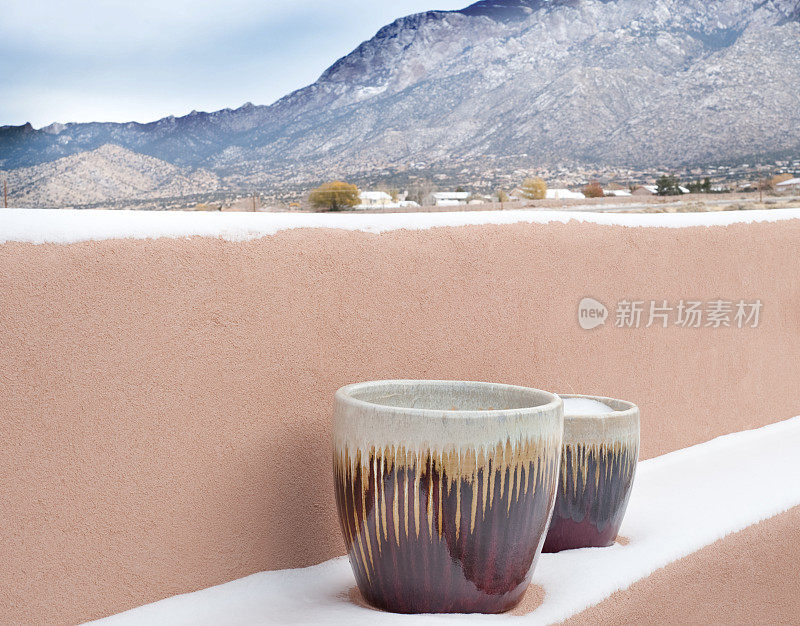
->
[605, 190, 632, 197]
[359, 191, 393, 201]
[546, 189, 586, 200]
[432, 192, 470, 200]
[777, 178, 800, 187]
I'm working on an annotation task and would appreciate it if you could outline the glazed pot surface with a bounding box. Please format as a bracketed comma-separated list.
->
[542, 395, 639, 553]
[333, 380, 563, 614]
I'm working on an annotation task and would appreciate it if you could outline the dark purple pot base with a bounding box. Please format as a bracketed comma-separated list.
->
[334, 445, 559, 614]
[542, 515, 617, 553]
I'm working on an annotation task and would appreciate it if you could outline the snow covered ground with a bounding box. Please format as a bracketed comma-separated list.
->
[89, 417, 800, 626]
[2, 208, 800, 245]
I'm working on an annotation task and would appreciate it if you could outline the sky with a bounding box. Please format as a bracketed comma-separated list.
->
[1, 0, 469, 128]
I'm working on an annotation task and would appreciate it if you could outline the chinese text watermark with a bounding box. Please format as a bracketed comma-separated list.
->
[579, 298, 762, 330]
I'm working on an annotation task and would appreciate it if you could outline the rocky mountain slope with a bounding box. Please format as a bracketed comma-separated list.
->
[1, 145, 219, 208]
[1, 0, 799, 197]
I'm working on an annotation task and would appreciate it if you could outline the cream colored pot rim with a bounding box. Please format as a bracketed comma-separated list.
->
[336, 379, 562, 419]
[558, 394, 639, 419]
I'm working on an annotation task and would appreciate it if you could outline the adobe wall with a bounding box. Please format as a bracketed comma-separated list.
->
[2, 211, 798, 623]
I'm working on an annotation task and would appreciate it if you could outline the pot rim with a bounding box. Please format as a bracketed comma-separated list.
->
[558, 394, 639, 419]
[336, 379, 562, 419]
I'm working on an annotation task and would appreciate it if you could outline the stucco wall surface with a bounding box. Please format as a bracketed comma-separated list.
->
[1, 210, 798, 624]
[565, 505, 800, 625]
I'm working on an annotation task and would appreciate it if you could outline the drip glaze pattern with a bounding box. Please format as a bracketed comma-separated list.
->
[333, 380, 563, 614]
[543, 395, 640, 553]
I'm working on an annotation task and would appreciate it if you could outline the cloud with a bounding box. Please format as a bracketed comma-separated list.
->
[1, 0, 468, 126]
[1, 1, 309, 52]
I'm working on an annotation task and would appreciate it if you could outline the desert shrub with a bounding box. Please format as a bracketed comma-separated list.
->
[308, 181, 359, 211]
[582, 181, 604, 198]
[520, 177, 547, 200]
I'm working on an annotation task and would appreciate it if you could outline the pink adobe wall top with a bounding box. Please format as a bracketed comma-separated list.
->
[1, 210, 799, 624]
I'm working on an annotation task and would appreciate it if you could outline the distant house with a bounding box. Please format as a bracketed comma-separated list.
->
[357, 191, 393, 208]
[604, 190, 632, 198]
[467, 195, 494, 205]
[546, 189, 586, 200]
[354, 191, 420, 210]
[633, 184, 688, 196]
[776, 177, 800, 192]
[423, 191, 470, 207]
[632, 185, 658, 196]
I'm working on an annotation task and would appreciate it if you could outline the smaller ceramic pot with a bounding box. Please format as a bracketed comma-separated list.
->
[542, 395, 639, 553]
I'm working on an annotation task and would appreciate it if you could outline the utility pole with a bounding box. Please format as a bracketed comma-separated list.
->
[758, 178, 767, 203]
[3, 178, 7, 208]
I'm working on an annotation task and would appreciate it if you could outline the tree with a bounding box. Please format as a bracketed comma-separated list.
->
[655, 174, 682, 196]
[757, 177, 775, 202]
[520, 177, 547, 200]
[308, 181, 360, 211]
[496, 189, 509, 203]
[407, 180, 434, 206]
[687, 177, 712, 194]
[455, 186, 466, 193]
[582, 181, 604, 198]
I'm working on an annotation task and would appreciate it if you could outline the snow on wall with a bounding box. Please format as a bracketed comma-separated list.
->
[90, 417, 800, 625]
[2, 208, 800, 244]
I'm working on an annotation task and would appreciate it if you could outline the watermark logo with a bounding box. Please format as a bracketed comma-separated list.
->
[578, 297, 609, 330]
[579, 298, 763, 330]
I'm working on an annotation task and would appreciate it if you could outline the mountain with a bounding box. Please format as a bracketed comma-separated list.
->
[1, 0, 799, 196]
[0, 144, 220, 208]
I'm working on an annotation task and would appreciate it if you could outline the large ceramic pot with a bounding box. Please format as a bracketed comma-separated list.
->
[333, 380, 563, 614]
[542, 395, 639, 553]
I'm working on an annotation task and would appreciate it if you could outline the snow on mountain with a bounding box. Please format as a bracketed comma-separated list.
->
[1, 0, 798, 200]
